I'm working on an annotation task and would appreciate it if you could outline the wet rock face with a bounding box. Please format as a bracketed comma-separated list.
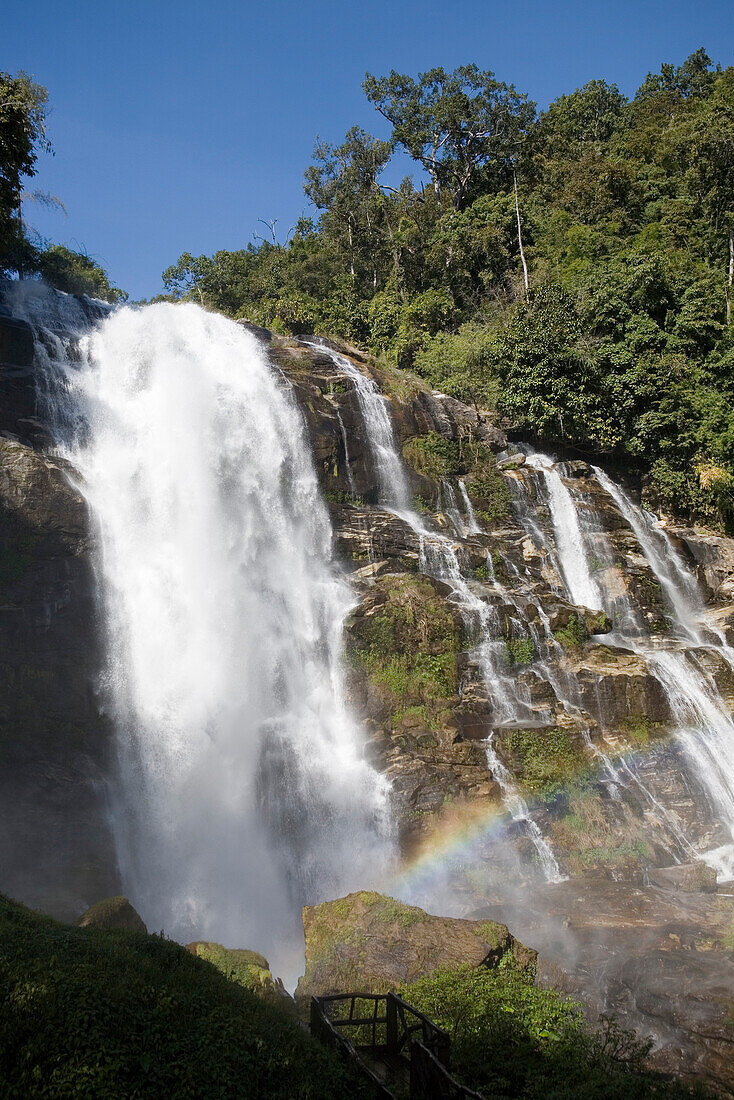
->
[0, 437, 119, 919]
[296, 890, 535, 999]
[477, 878, 734, 1095]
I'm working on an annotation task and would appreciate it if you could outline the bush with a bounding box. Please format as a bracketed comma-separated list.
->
[0, 893, 368, 1099]
[400, 964, 709, 1099]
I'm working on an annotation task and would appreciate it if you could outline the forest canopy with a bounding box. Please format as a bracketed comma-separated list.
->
[161, 49, 734, 528]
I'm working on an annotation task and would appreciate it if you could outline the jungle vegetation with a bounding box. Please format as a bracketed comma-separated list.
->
[159, 50, 734, 527]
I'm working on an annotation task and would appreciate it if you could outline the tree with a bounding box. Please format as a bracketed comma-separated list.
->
[677, 68, 734, 323]
[304, 127, 392, 289]
[363, 65, 535, 210]
[37, 244, 127, 302]
[0, 70, 50, 274]
[536, 80, 628, 153]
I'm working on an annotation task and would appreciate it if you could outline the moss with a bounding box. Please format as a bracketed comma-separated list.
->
[618, 715, 666, 749]
[501, 727, 589, 802]
[190, 942, 274, 995]
[370, 897, 429, 928]
[553, 614, 588, 648]
[473, 920, 508, 949]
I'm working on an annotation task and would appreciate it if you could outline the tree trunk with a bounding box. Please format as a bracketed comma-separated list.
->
[514, 172, 529, 301]
[727, 223, 733, 326]
[16, 201, 24, 280]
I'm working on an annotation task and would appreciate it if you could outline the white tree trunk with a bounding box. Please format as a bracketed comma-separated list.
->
[514, 172, 529, 301]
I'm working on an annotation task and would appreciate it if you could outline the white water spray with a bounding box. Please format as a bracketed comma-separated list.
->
[42, 302, 391, 967]
[524, 452, 601, 610]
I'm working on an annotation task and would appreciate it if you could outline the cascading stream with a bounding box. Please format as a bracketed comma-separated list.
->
[519, 448, 734, 879]
[22, 294, 392, 971]
[311, 341, 564, 882]
[523, 451, 601, 611]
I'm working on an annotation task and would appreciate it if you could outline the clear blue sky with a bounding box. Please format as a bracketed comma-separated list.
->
[6, 0, 733, 300]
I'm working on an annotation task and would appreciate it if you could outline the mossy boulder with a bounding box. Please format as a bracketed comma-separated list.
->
[77, 895, 147, 933]
[296, 890, 536, 999]
[187, 941, 288, 1003]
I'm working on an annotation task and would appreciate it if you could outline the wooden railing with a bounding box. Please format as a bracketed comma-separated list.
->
[310, 992, 484, 1099]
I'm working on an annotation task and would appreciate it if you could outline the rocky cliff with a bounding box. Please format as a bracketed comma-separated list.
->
[2, 291, 733, 1091]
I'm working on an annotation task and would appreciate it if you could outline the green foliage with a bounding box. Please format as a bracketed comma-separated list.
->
[363, 66, 536, 210]
[37, 245, 126, 302]
[501, 727, 587, 801]
[578, 841, 653, 868]
[0, 70, 49, 274]
[505, 633, 535, 665]
[400, 964, 703, 1099]
[347, 574, 460, 701]
[159, 48, 734, 529]
[403, 431, 462, 479]
[553, 614, 588, 648]
[0, 893, 369, 1098]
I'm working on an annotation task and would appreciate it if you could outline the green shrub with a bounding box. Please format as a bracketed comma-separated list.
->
[553, 614, 588, 648]
[501, 727, 588, 801]
[400, 964, 707, 1099]
[0, 893, 368, 1098]
[347, 575, 461, 702]
[403, 431, 462, 480]
[505, 633, 535, 665]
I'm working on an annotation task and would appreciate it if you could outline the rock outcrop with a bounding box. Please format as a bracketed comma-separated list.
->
[296, 890, 535, 1000]
[77, 896, 147, 933]
[186, 941, 289, 1003]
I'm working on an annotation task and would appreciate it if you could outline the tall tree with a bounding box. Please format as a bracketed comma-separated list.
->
[363, 65, 535, 210]
[304, 127, 392, 289]
[0, 70, 50, 274]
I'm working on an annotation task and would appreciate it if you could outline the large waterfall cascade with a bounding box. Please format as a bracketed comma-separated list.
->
[13, 289, 392, 970]
[306, 337, 734, 885]
[310, 341, 565, 883]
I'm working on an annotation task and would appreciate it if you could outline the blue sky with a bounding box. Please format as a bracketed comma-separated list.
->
[6, 0, 733, 300]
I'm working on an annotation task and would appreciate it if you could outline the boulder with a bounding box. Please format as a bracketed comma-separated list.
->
[186, 941, 290, 1004]
[646, 862, 718, 893]
[296, 891, 536, 999]
[77, 896, 147, 933]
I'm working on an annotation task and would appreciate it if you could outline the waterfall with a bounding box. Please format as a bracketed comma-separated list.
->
[523, 452, 601, 610]
[20, 292, 392, 969]
[458, 480, 483, 535]
[312, 342, 564, 883]
[519, 448, 734, 879]
[306, 341, 413, 513]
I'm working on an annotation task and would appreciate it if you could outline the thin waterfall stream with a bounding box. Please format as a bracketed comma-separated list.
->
[309, 340, 565, 883]
[517, 449, 734, 879]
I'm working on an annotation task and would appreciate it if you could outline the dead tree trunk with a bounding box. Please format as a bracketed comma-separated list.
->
[514, 172, 529, 301]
